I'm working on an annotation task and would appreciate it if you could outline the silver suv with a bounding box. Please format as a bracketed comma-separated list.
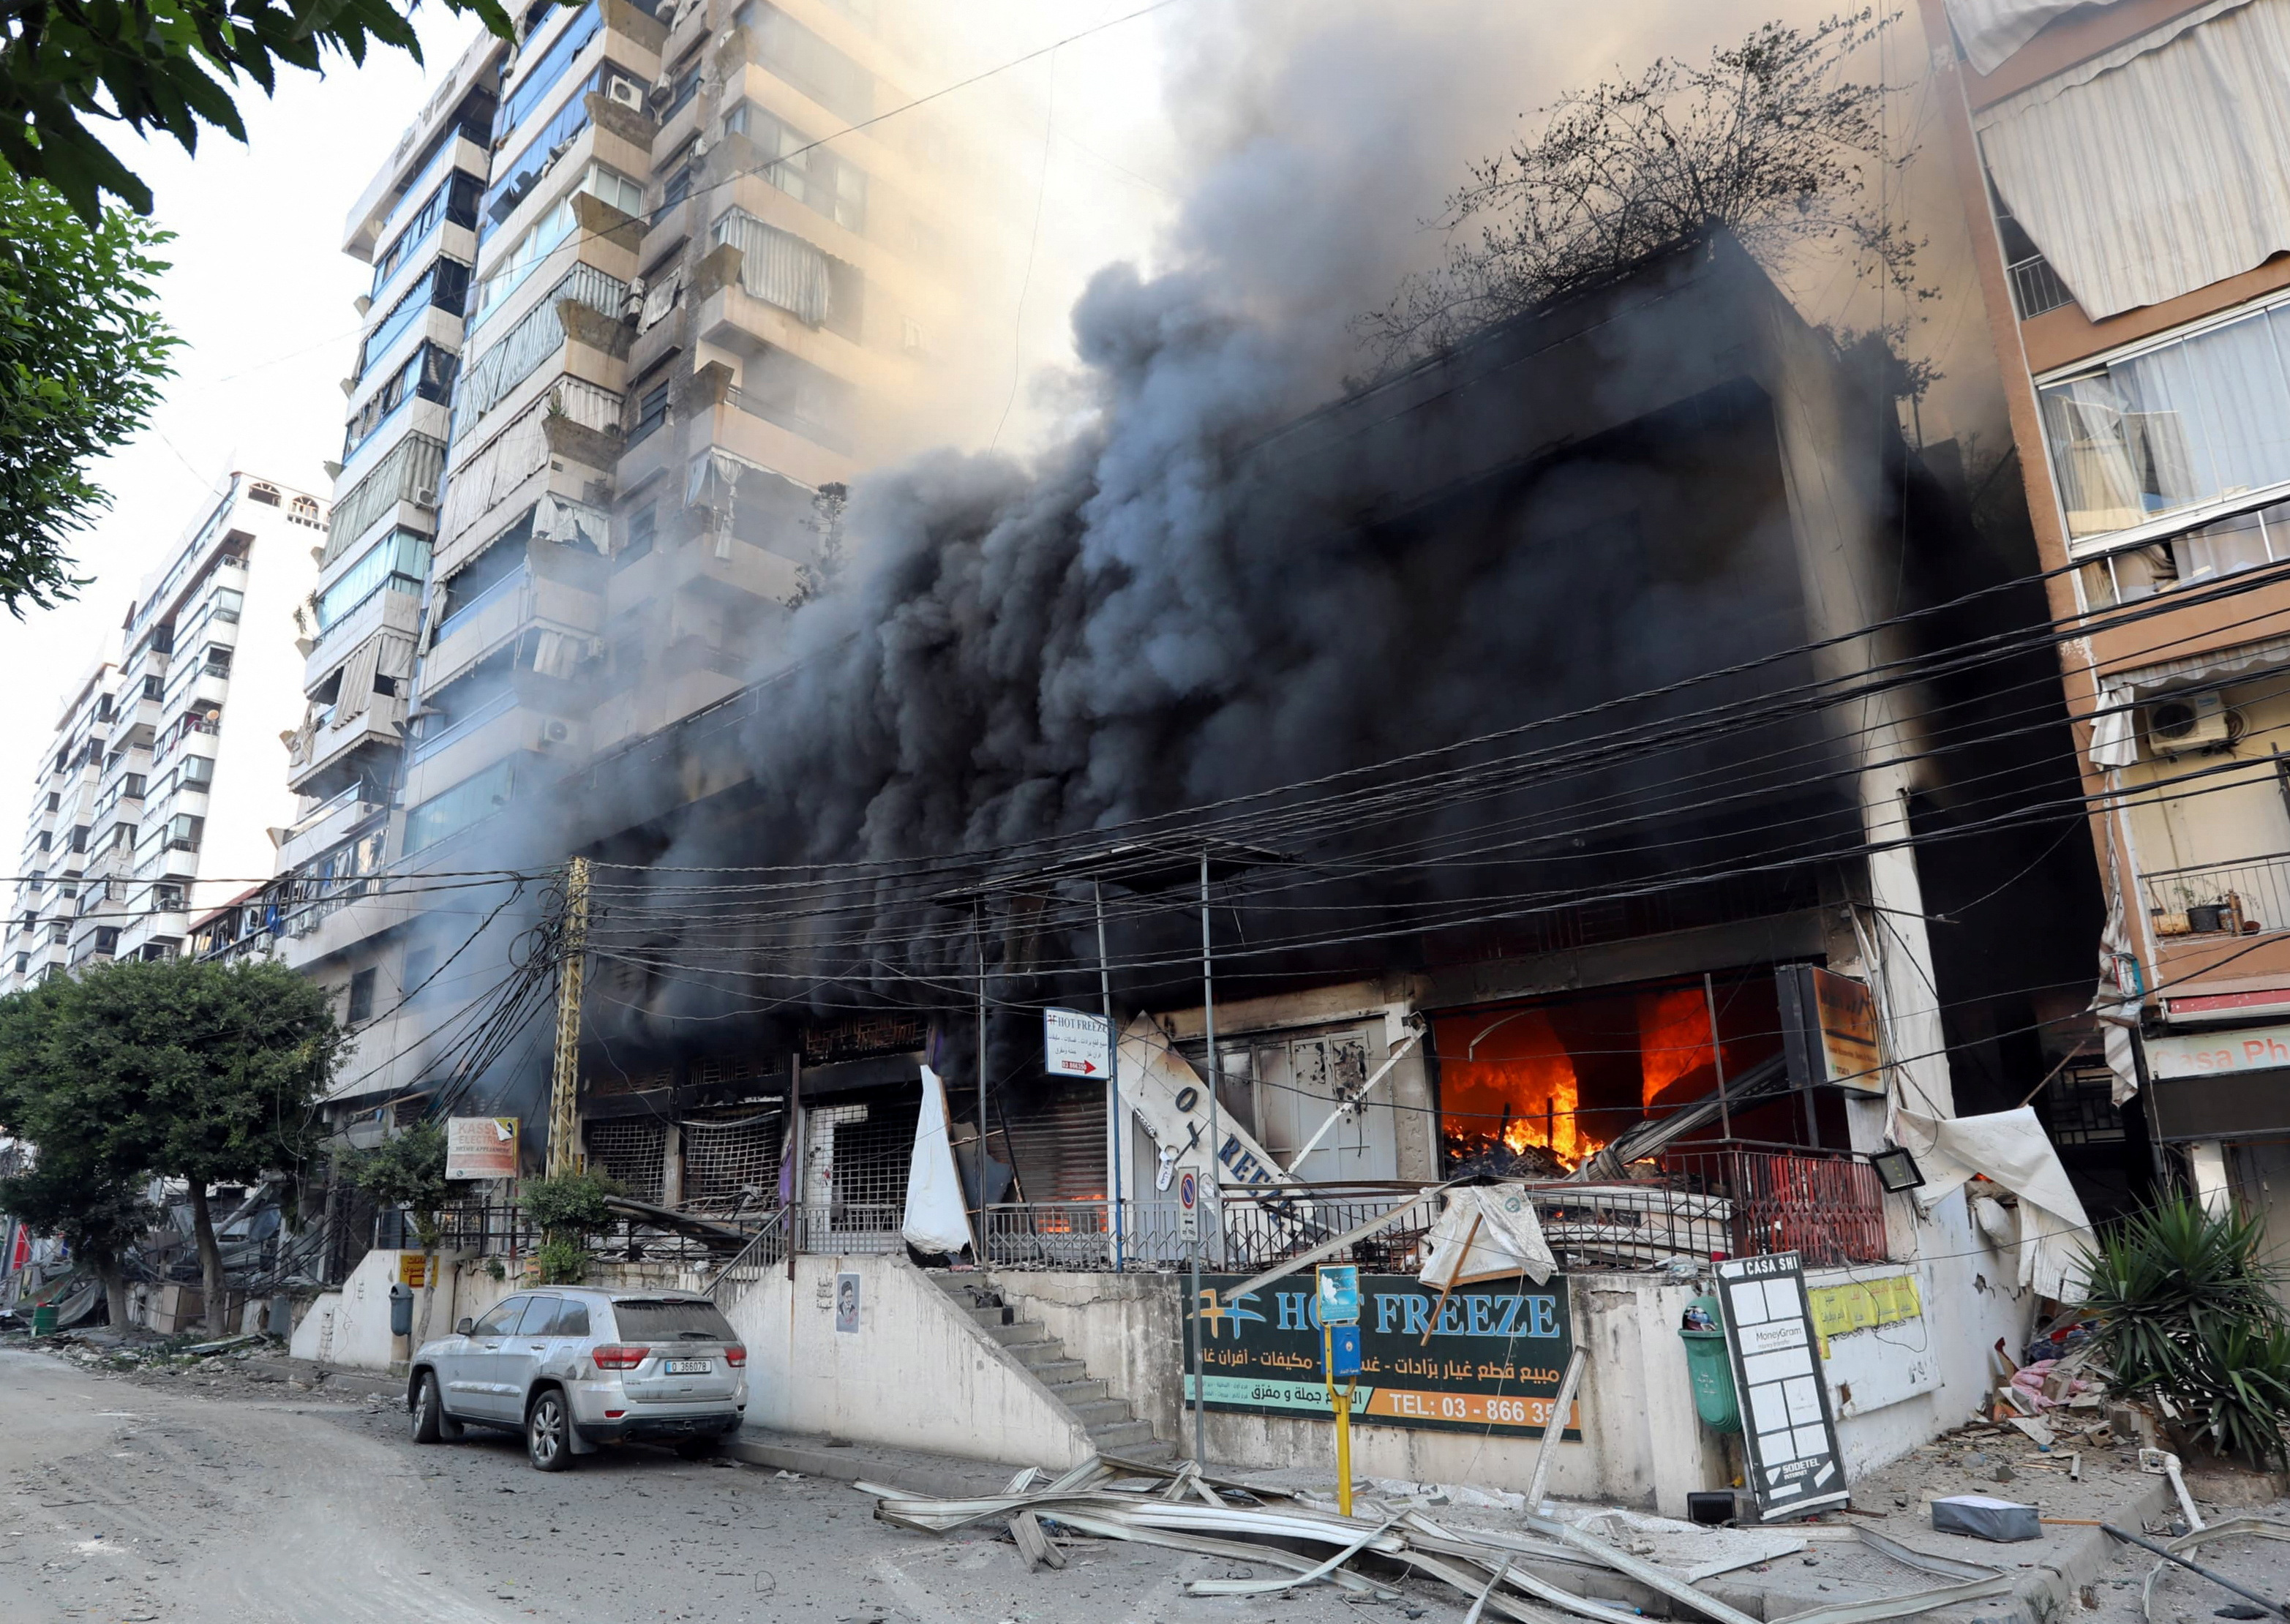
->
[407, 1287, 748, 1470]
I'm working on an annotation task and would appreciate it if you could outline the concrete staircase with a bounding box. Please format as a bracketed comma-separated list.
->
[929, 1274, 1172, 1462]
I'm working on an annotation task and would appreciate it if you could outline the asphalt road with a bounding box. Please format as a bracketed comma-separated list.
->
[0, 1344, 1423, 1623]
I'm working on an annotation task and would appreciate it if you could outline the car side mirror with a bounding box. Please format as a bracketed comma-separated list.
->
[455, 1317, 474, 1336]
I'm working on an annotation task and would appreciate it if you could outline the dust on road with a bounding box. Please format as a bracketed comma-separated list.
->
[0, 1345, 1414, 1623]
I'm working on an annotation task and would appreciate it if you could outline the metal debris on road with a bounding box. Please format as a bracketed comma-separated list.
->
[857, 1451, 2020, 1620]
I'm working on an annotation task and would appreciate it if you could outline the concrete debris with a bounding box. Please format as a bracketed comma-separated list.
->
[2122, 1517, 2290, 1624]
[859, 1452, 2019, 1621]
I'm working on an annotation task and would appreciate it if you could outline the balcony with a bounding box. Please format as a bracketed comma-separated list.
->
[276, 785, 387, 873]
[2008, 254, 2074, 320]
[286, 692, 410, 797]
[2141, 851, 2290, 1009]
[301, 586, 421, 693]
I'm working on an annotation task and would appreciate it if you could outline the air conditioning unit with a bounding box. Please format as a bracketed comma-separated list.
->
[605, 74, 645, 110]
[413, 486, 440, 507]
[2148, 692, 2233, 756]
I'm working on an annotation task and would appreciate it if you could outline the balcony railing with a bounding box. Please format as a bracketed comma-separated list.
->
[2008, 254, 2074, 319]
[2142, 851, 2290, 939]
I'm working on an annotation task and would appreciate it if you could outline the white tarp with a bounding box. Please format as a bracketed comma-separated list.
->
[1975, 0, 2290, 319]
[1944, 0, 2109, 75]
[1417, 1184, 1557, 1290]
[901, 1064, 975, 1255]
[1890, 1106, 2093, 1301]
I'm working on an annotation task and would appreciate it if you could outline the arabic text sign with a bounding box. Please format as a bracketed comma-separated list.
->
[1044, 1008, 1112, 1078]
[1716, 1252, 1847, 1519]
[445, 1116, 519, 1180]
[1184, 1273, 1578, 1437]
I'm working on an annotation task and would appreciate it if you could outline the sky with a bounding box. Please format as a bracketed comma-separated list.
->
[0, 0, 2007, 847]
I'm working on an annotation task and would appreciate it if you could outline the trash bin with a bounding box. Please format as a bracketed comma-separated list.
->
[1679, 1295, 1741, 1435]
[30, 1303, 56, 1337]
[388, 1282, 414, 1339]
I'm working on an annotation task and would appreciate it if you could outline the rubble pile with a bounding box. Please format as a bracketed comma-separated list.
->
[863, 1453, 2021, 1620]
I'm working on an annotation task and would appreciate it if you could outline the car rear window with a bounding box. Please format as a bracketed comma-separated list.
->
[611, 1298, 736, 1342]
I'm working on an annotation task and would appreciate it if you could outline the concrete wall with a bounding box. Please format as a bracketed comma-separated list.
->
[722, 1253, 1091, 1470]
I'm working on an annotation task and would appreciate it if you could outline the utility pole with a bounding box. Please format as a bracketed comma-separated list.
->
[1197, 848, 1222, 1470]
[545, 857, 590, 1178]
[975, 901, 989, 1252]
[1094, 880, 1125, 1270]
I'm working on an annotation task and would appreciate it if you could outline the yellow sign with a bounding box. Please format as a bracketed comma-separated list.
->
[1808, 1275, 1921, 1357]
[399, 1254, 429, 1288]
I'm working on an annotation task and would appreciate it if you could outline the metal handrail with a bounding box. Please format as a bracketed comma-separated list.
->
[704, 1206, 790, 1304]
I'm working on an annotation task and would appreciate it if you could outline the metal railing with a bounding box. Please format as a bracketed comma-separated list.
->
[1658, 1143, 1888, 1267]
[2008, 254, 2074, 319]
[704, 1207, 789, 1306]
[2141, 851, 2290, 938]
[428, 1200, 767, 1267]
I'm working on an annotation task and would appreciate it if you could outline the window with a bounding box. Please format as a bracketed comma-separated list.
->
[512, 1296, 562, 1335]
[354, 260, 471, 383]
[92, 927, 118, 955]
[121, 774, 145, 800]
[35, 831, 49, 854]
[663, 52, 703, 119]
[12, 955, 25, 975]
[249, 482, 282, 505]
[471, 165, 642, 326]
[661, 142, 697, 207]
[180, 756, 214, 787]
[96, 693, 113, 722]
[405, 758, 515, 853]
[469, 1298, 525, 1338]
[210, 587, 244, 623]
[608, 1298, 737, 1341]
[2041, 296, 2290, 544]
[481, 61, 640, 228]
[370, 170, 482, 297]
[402, 944, 438, 1004]
[436, 527, 530, 631]
[345, 345, 459, 462]
[141, 674, 161, 701]
[618, 502, 656, 565]
[495, 0, 602, 141]
[202, 647, 231, 677]
[68, 825, 88, 853]
[44, 792, 57, 812]
[165, 814, 203, 851]
[741, 3, 872, 124]
[346, 966, 378, 1024]
[551, 1300, 591, 1337]
[317, 529, 432, 630]
[153, 884, 184, 914]
[48, 922, 66, 943]
[727, 101, 867, 233]
[630, 380, 670, 445]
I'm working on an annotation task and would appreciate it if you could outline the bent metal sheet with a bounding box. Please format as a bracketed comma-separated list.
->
[1182, 1272, 1578, 1437]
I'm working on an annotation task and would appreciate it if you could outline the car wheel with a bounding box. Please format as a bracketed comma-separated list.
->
[526, 1388, 573, 1472]
[410, 1372, 446, 1444]
[674, 1435, 721, 1460]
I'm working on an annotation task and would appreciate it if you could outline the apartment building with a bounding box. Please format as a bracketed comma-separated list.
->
[1924, 0, 2290, 1225]
[2, 473, 325, 991]
[245, 0, 971, 1126]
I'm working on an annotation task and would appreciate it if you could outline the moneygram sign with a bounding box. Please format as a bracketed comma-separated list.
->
[1182, 1272, 1578, 1436]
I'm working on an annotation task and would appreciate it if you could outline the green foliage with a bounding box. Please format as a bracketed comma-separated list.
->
[0, 955, 345, 1199]
[519, 1168, 620, 1240]
[0, 1155, 152, 1269]
[0, 0, 523, 223]
[339, 1121, 464, 1249]
[533, 1237, 590, 1285]
[0, 168, 176, 614]
[2078, 1197, 2290, 1467]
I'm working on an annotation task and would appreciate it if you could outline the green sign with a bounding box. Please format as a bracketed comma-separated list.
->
[1184, 1273, 1578, 1437]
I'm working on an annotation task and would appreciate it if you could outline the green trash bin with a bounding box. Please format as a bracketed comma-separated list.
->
[30, 1303, 56, 1337]
[1679, 1296, 1741, 1435]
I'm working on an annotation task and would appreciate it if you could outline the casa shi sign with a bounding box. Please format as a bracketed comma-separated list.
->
[1182, 1274, 1579, 1437]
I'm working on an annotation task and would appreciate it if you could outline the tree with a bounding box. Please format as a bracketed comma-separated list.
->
[1359, 12, 1934, 386]
[519, 1169, 620, 1285]
[0, 958, 345, 1335]
[1, 0, 521, 224]
[0, 974, 151, 1326]
[0, 168, 176, 614]
[340, 1119, 465, 1251]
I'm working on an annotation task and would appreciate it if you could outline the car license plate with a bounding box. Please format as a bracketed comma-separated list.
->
[665, 1358, 712, 1375]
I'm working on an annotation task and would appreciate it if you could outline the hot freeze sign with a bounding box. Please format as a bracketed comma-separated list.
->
[1182, 1273, 1579, 1437]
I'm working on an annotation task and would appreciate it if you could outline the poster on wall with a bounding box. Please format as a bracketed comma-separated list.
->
[445, 1116, 520, 1180]
[1716, 1252, 1849, 1519]
[1182, 1272, 1578, 1437]
[835, 1271, 862, 1334]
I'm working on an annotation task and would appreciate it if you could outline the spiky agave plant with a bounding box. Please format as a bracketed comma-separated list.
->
[2078, 1197, 2290, 1467]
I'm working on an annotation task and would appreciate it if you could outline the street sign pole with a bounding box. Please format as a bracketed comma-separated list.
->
[1316, 1264, 1362, 1515]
